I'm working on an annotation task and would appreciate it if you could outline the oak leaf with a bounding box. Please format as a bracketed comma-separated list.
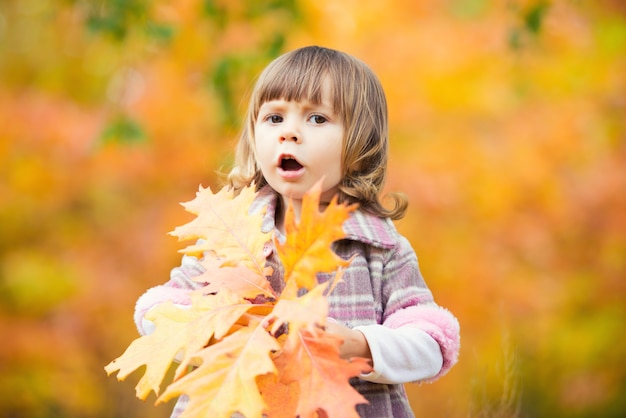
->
[256, 372, 299, 418]
[193, 255, 275, 300]
[104, 287, 257, 398]
[103, 300, 203, 399]
[277, 182, 357, 297]
[105, 182, 369, 417]
[173, 289, 263, 376]
[268, 280, 330, 347]
[170, 185, 269, 275]
[274, 327, 371, 418]
[158, 325, 280, 418]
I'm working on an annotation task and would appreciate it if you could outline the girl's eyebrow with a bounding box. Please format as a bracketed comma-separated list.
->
[298, 96, 336, 114]
[257, 101, 284, 114]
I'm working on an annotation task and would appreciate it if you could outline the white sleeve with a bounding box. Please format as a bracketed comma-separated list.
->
[353, 324, 443, 384]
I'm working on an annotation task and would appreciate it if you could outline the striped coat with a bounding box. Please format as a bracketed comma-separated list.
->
[135, 186, 460, 418]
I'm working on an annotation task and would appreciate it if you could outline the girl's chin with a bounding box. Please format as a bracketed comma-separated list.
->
[266, 178, 340, 204]
[278, 190, 307, 203]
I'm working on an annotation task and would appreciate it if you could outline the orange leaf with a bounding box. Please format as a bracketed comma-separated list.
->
[274, 327, 370, 418]
[269, 281, 329, 347]
[276, 180, 357, 296]
[257, 372, 300, 418]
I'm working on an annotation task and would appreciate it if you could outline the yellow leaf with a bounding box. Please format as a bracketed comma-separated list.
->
[104, 288, 256, 398]
[174, 289, 258, 377]
[170, 185, 270, 274]
[104, 301, 203, 399]
[158, 325, 280, 418]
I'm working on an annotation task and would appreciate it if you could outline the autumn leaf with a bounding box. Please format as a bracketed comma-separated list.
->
[104, 301, 203, 399]
[268, 280, 330, 347]
[106, 182, 368, 417]
[274, 327, 371, 418]
[193, 255, 275, 300]
[173, 289, 262, 377]
[158, 325, 280, 418]
[170, 185, 270, 274]
[104, 288, 257, 398]
[256, 373, 300, 418]
[277, 181, 357, 296]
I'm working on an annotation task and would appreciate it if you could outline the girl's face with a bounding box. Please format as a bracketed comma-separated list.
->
[254, 81, 343, 211]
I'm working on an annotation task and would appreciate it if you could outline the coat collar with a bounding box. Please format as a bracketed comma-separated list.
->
[251, 186, 397, 249]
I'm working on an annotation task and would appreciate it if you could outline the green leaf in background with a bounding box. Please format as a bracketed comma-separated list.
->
[99, 115, 147, 145]
[508, 0, 550, 50]
[524, 1, 549, 34]
[84, 0, 147, 41]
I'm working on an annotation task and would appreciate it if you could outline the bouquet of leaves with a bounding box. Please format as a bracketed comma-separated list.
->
[105, 182, 372, 417]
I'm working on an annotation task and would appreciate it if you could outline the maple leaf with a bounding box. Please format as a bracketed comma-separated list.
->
[170, 185, 270, 275]
[158, 324, 280, 418]
[277, 181, 357, 297]
[273, 327, 371, 418]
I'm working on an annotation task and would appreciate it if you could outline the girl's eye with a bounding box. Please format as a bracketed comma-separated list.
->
[269, 115, 283, 123]
[309, 115, 327, 124]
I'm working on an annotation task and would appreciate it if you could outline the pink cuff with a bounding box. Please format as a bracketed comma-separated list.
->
[384, 305, 460, 382]
[134, 285, 192, 334]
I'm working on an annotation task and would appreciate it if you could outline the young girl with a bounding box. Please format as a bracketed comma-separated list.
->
[135, 45, 460, 418]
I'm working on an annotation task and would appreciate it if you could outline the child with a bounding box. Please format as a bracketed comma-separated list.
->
[135, 45, 460, 418]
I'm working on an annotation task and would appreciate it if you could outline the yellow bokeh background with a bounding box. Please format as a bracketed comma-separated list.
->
[1, 0, 625, 417]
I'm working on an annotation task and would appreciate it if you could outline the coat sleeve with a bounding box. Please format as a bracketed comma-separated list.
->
[133, 253, 206, 335]
[379, 235, 461, 382]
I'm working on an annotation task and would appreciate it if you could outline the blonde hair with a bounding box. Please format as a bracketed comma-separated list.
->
[227, 45, 407, 220]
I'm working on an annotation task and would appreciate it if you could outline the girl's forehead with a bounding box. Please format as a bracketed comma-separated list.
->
[256, 76, 339, 111]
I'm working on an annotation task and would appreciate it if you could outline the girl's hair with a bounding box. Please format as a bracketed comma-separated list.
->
[227, 45, 407, 220]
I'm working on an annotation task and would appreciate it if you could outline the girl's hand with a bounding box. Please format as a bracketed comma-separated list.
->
[325, 318, 373, 363]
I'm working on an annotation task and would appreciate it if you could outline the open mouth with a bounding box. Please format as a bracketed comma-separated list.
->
[279, 156, 303, 171]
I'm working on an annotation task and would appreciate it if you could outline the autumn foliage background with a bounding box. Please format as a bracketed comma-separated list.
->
[1, 0, 625, 417]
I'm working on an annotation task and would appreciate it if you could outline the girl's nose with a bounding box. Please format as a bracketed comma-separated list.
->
[279, 119, 300, 143]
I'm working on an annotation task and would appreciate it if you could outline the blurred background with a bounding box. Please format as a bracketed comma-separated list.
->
[1, 0, 625, 417]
